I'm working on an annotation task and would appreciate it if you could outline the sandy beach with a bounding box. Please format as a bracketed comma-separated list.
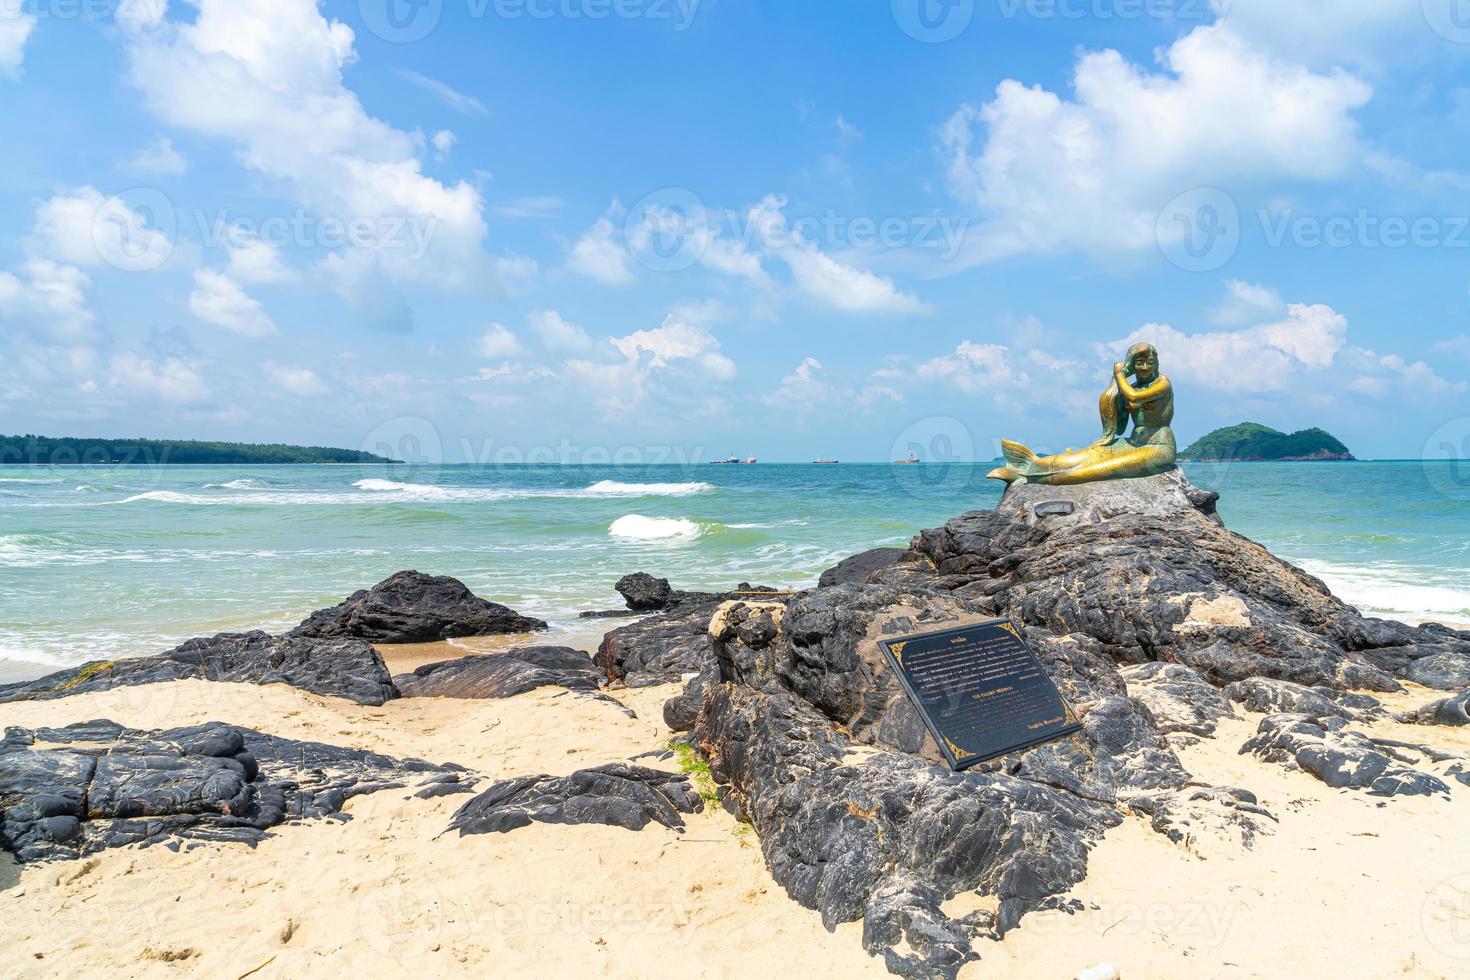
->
[2, 641, 1466, 979]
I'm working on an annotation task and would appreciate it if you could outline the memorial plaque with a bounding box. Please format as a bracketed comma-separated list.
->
[877, 619, 1081, 770]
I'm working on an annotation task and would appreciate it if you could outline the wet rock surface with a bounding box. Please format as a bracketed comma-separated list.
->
[818, 548, 908, 588]
[594, 601, 723, 686]
[1241, 714, 1452, 797]
[0, 720, 460, 863]
[0, 631, 396, 707]
[290, 570, 547, 642]
[447, 763, 703, 835]
[393, 646, 600, 699]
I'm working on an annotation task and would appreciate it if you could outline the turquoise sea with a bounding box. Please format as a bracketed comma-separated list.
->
[1, 461, 1467, 677]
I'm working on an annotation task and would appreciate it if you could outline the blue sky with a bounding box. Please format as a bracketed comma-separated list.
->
[2, 0, 1469, 462]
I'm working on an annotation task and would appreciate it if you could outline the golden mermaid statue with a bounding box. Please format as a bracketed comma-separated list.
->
[987, 342, 1176, 485]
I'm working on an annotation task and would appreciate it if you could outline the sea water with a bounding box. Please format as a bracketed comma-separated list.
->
[0, 461, 1466, 674]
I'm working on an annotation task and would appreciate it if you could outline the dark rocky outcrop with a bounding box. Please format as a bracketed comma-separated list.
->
[447, 763, 703, 835]
[1241, 714, 1451, 797]
[0, 631, 396, 707]
[393, 647, 600, 699]
[290, 570, 547, 643]
[690, 577, 1269, 978]
[873, 470, 1468, 693]
[0, 720, 460, 863]
[818, 548, 908, 588]
[616, 572, 675, 611]
[594, 601, 725, 687]
[1396, 689, 1470, 727]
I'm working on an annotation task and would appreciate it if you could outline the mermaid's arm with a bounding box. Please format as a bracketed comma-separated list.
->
[1114, 369, 1170, 406]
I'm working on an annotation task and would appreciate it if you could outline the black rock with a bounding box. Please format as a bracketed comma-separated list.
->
[393, 646, 600, 699]
[1396, 689, 1470, 727]
[0, 631, 396, 707]
[615, 572, 675, 611]
[289, 570, 547, 642]
[817, 548, 909, 588]
[0, 720, 459, 863]
[594, 601, 724, 687]
[447, 763, 703, 835]
[1241, 713, 1450, 797]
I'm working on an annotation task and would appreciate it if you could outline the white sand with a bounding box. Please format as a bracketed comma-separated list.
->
[1, 678, 1467, 978]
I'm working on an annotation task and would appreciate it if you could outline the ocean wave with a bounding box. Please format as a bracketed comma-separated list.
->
[608, 514, 705, 541]
[1292, 557, 1470, 625]
[582, 480, 713, 497]
[204, 478, 265, 490]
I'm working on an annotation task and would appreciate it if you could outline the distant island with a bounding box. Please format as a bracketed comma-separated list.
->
[1179, 423, 1354, 461]
[0, 435, 399, 466]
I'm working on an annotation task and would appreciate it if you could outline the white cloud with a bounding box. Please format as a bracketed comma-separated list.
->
[0, 260, 97, 343]
[835, 115, 863, 142]
[33, 187, 174, 272]
[567, 214, 636, 285]
[189, 269, 278, 338]
[124, 136, 189, 175]
[0, 4, 36, 79]
[529, 309, 591, 352]
[1113, 303, 1347, 393]
[941, 23, 1371, 264]
[745, 195, 929, 313]
[764, 356, 902, 413]
[111, 352, 209, 404]
[225, 236, 295, 284]
[120, 0, 490, 291]
[431, 129, 456, 161]
[1209, 279, 1286, 327]
[268, 363, 328, 396]
[1210, 1, 1426, 69]
[566, 313, 736, 417]
[477, 322, 522, 359]
[396, 68, 487, 115]
[610, 318, 736, 379]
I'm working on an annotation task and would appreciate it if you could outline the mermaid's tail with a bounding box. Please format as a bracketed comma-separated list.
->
[1000, 439, 1049, 476]
[985, 466, 1028, 484]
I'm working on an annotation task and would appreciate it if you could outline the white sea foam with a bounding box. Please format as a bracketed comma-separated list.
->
[204, 478, 265, 490]
[608, 514, 704, 541]
[1292, 557, 1470, 625]
[582, 480, 712, 496]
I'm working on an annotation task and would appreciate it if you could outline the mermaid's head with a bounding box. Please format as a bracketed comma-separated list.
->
[1126, 342, 1159, 381]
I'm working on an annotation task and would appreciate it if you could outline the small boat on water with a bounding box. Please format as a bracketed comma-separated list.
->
[711, 456, 759, 465]
[892, 454, 920, 464]
[813, 458, 839, 464]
